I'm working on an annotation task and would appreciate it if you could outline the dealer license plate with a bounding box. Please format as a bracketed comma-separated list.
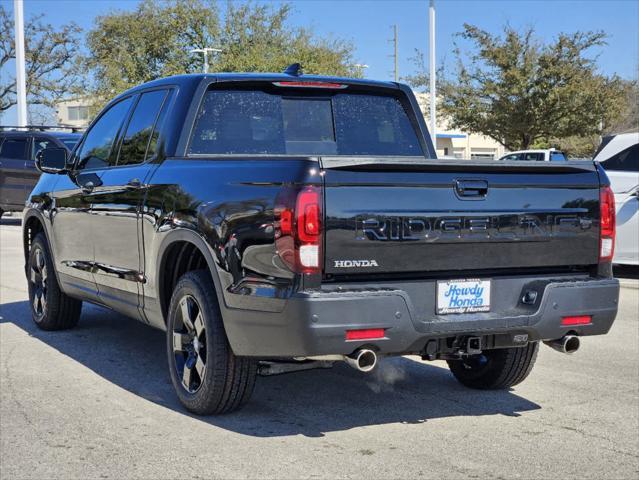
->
[436, 279, 491, 315]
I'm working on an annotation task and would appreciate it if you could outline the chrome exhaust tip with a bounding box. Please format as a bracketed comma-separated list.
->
[544, 335, 580, 354]
[345, 349, 377, 372]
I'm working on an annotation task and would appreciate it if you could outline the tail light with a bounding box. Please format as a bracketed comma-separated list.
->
[599, 185, 616, 262]
[276, 186, 322, 274]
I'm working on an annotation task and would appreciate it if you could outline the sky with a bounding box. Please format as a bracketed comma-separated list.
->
[2, 0, 638, 124]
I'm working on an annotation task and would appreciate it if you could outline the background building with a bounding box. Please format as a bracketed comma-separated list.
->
[414, 92, 506, 160]
[55, 98, 91, 128]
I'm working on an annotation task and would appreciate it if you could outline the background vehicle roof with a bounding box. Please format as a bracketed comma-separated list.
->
[594, 132, 639, 162]
[0, 130, 81, 139]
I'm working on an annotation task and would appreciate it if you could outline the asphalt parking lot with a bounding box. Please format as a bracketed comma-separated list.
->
[1, 216, 638, 480]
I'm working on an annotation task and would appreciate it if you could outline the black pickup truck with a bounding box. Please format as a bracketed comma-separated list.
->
[25, 70, 619, 414]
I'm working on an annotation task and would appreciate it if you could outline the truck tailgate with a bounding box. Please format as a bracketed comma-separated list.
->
[322, 158, 601, 275]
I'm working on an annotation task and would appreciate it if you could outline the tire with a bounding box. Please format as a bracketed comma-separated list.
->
[27, 233, 82, 330]
[166, 270, 257, 415]
[447, 342, 539, 390]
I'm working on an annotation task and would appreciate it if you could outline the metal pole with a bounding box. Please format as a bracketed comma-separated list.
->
[203, 49, 208, 74]
[394, 25, 398, 82]
[14, 0, 28, 127]
[429, 0, 436, 143]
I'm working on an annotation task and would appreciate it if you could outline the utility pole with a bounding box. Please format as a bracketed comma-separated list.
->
[14, 0, 27, 127]
[190, 47, 222, 74]
[429, 0, 436, 141]
[388, 25, 398, 82]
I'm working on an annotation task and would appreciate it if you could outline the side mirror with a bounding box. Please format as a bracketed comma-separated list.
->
[35, 147, 68, 174]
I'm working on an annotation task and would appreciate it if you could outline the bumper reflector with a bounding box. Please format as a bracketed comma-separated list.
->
[345, 328, 385, 341]
[561, 315, 592, 326]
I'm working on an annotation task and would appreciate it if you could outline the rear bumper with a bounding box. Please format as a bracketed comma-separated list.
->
[222, 275, 619, 357]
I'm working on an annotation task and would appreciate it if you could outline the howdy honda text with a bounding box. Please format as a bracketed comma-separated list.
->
[355, 213, 593, 243]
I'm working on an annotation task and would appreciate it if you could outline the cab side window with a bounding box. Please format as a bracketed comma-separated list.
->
[0, 137, 29, 159]
[523, 152, 544, 161]
[117, 89, 168, 166]
[602, 144, 639, 172]
[75, 97, 134, 170]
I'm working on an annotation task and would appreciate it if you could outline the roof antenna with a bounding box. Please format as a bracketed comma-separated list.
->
[284, 63, 303, 76]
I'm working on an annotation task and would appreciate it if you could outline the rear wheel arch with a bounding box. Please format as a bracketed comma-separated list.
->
[156, 230, 227, 327]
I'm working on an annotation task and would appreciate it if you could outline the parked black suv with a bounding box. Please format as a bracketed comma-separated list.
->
[23, 71, 619, 414]
[0, 127, 81, 217]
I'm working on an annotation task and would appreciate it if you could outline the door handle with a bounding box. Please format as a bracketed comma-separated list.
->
[81, 181, 95, 194]
[127, 178, 142, 188]
[454, 179, 488, 199]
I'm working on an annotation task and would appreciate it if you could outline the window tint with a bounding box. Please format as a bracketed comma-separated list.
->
[189, 89, 423, 156]
[76, 96, 134, 170]
[550, 151, 566, 161]
[118, 90, 168, 166]
[282, 98, 336, 154]
[0, 138, 28, 159]
[332, 94, 421, 155]
[601, 144, 639, 172]
[32, 138, 54, 160]
[60, 137, 80, 151]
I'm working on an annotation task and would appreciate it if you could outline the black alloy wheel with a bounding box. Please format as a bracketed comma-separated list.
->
[166, 270, 257, 414]
[27, 232, 82, 330]
[29, 246, 49, 321]
[172, 294, 208, 393]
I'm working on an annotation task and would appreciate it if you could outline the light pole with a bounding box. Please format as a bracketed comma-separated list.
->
[190, 48, 222, 74]
[429, 0, 437, 142]
[14, 0, 27, 127]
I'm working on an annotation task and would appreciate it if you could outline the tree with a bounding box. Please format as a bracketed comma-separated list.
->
[85, 0, 359, 106]
[409, 24, 630, 152]
[0, 5, 82, 116]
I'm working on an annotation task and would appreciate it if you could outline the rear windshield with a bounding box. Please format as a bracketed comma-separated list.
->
[189, 88, 423, 156]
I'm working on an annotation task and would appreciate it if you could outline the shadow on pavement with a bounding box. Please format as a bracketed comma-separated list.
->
[0, 299, 541, 437]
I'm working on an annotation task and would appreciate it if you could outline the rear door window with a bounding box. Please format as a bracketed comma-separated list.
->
[523, 152, 544, 161]
[189, 88, 423, 156]
[117, 89, 168, 166]
[32, 138, 54, 160]
[0, 137, 29, 159]
[550, 151, 567, 161]
[601, 144, 639, 172]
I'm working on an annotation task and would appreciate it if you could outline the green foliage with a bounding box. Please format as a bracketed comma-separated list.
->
[85, 0, 359, 107]
[409, 24, 632, 152]
[0, 4, 82, 114]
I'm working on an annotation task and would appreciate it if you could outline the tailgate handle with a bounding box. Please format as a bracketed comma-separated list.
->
[455, 179, 488, 199]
